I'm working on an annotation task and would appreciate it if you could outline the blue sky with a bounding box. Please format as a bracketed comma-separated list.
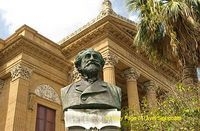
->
[0, 0, 138, 42]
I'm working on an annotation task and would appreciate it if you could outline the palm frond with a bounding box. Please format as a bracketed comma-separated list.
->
[126, 0, 147, 12]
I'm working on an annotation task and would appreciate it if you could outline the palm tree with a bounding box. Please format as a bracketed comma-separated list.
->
[126, 0, 200, 86]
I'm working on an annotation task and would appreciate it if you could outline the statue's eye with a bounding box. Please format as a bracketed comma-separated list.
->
[85, 54, 91, 59]
[93, 54, 98, 59]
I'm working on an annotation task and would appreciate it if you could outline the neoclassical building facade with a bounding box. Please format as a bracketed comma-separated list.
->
[0, 0, 180, 131]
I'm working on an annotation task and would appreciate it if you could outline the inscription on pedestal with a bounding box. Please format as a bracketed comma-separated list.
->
[64, 109, 120, 130]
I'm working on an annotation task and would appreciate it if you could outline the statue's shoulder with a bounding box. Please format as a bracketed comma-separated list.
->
[104, 82, 121, 93]
[61, 80, 82, 94]
[105, 82, 121, 95]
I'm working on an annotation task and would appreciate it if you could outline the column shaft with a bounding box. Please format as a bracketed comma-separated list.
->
[127, 80, 140, 111]
[144, 81, 157, 109]
[103, 64, 115, 85]
[123, 68, 140, 112]
[103, 52, 118, 85]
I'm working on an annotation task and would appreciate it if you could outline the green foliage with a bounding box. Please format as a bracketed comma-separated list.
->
[126, 0, 200, 66]
[121, 84, 200, 130]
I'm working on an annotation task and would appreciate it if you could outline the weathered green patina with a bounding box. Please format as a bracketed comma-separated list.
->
[61, 48, 121, 110]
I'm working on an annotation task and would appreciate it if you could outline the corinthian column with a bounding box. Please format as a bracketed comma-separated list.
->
[123, 68, 140, 112]
[103, 52, 118, 85]
[144, 80, 157, 109]
[70, 65, 81, 82]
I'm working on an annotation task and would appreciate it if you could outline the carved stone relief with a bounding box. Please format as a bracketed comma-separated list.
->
[28, 92, 36, 110]
[35, 84, 61, 104]
[123, 67, 140, 81]
[103, 51, 118, 66]
[143, 80, 157, 91]
[11, 64, 32, 81]
[70, 65, 81, 82]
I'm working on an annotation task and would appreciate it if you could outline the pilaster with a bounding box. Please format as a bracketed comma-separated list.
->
[5, 64, 32, 131]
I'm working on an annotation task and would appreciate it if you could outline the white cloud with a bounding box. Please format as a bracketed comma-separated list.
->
[0, 0, 137, 42]
[0, 0, 102, 42]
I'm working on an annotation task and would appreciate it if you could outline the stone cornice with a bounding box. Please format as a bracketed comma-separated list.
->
[108, 36, 180, 83]
[59, 14, 136, 47]
[5, 24, 57, 47]
[61, 21, 134, 58]
[60, 19, 179, 83]
[0, 36, 72, 72]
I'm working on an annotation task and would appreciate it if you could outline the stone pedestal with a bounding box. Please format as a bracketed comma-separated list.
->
[64, 109, 121, 131]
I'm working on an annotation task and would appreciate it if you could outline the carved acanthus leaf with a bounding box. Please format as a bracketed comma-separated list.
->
[123, 68, 140, 81]
[70, 65, 81, 82]
[11, 64, 32, 81]
[143, 80, 157, 91]
[103, 52, 118, 66]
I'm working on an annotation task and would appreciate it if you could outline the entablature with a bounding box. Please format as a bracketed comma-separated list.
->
[0, 36, 72, 85]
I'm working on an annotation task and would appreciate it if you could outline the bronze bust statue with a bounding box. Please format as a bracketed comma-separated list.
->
[61, 48, 121, 111]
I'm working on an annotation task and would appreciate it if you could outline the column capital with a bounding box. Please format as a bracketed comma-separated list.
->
[143, 80, 157, 91]
[11, 64, 32, 81]
[144, 80, 158, 108]
[70, 65, 81, 82]
[123, 68, 140, 81]
[103, 51, 118, 66]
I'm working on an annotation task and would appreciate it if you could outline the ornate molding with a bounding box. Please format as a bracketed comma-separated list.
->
[123, 68, 140, 81]
[1, 37, 71, 73]
[103, 51, 118, 66]
[99, 0, 116, 16]
[35, 84, 61, 104]
[11, 64, 32, 81]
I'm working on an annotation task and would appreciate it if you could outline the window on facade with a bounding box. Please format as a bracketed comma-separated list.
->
[36, 104, 56, 131]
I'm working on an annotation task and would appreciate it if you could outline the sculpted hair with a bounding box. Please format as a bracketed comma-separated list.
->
[74, 48, 105, 72]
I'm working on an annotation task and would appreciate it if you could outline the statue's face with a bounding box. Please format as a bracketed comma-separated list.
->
[80, 51, 102, 74]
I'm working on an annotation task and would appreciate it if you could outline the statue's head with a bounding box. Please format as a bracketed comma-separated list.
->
[74, 48, 105, 76]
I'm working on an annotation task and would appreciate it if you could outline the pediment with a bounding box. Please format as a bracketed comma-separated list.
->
[60, 15, 138, 58]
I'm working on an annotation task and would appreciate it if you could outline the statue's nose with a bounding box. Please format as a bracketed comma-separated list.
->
[89, 55, 95, 60]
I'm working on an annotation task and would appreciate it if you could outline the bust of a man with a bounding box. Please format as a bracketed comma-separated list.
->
[61, 48, 121, 111]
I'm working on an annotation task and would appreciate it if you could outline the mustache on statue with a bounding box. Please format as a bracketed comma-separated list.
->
[85, 60, 100, 67]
